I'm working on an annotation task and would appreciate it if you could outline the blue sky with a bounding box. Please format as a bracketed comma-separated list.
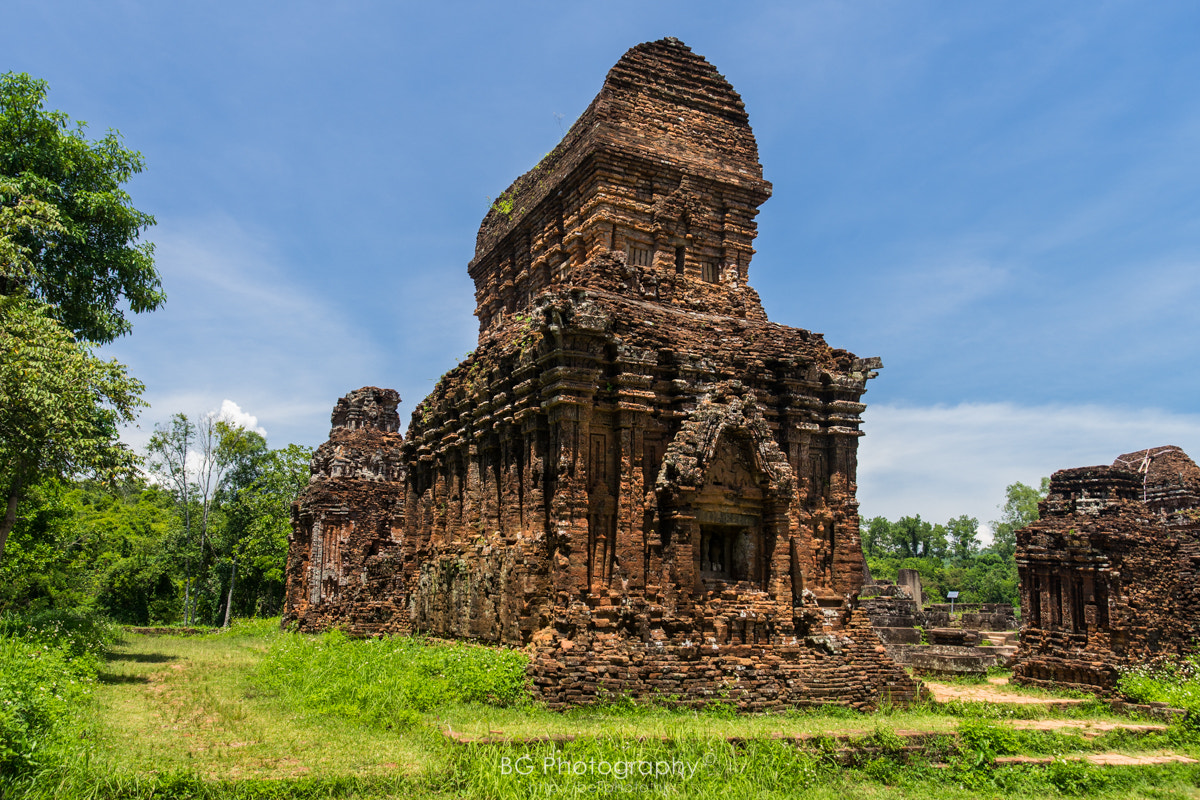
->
[6, 1, 1200, 534]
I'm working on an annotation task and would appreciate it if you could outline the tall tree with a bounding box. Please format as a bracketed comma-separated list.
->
[147, 414, 275, 624]
[218, 443, 310, 620]
[0, 297, 143, 561]
[1, 73, 158, 567]
[946, 514, 980, 561]
[989, 478, 1050, 560]
[861, 516, 893, 558]
[208, 422, 269, 627]
[0, 72, 162, 342]
[146, 415, 196, 622]
[889, 514, 947, 559]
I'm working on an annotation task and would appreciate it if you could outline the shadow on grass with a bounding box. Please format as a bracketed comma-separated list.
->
[97, 672, 151, 684]
[105, 651, 178, 664]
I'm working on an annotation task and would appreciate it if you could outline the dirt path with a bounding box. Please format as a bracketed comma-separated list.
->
[94, 631, 426, 781]
[1007, 719, 1168, 736]
[997, 753, 1197, 765]
[923, 679, 1087, 705]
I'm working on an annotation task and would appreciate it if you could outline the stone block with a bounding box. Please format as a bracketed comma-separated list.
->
[874, 627, 923, 645]
[927, 628, 980, 647]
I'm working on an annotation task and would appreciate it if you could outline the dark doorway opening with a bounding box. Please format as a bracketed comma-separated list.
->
[700, 524, 751, 582]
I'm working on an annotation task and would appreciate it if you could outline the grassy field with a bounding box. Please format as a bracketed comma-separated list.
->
[89, 623, 433, 781]
[7, 620, 1200, 799]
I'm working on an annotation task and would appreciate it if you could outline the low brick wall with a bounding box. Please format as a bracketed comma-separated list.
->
[529, 610, 923, 710]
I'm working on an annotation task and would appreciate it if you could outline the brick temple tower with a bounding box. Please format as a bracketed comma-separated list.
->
[284, 38, 919, 709]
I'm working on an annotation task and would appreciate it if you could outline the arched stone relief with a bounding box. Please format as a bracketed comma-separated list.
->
[653, 381, 794, 499]
[652, 381, 797, 596]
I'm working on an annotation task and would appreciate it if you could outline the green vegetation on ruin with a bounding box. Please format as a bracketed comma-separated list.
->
[1120, 653, 1200, 720]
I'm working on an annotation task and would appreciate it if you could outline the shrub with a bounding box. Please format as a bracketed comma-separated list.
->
[0, 607, 118, 658]
[1118, 653, 1200, 722]
[256, 631, 530, 727]
[0, 610, 108, 777]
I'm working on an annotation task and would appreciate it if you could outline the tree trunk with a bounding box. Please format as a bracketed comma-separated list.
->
[0, 474, 26, 563]
[222, 557, 237, 628]
[183, 497, 192, 625]
[183, 576, 192, 626]
[0, 490, 20, 563]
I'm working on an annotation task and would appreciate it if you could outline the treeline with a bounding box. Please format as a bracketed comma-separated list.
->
[1, 72, 313, 625]
[0, 416, 310, 624]
[862, 479, 1048, 608]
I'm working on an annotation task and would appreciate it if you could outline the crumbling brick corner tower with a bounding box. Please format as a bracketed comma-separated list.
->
[1012, 446, 1200, 693]
[284, 37, 921, 710]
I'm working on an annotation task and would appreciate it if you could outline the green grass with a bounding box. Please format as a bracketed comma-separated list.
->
[255, 627, 529, 730]
[81, 620, 434, 783]
[431, 700, 961, 742]
[7, 620, 1200, 799]
[0, 609, 116, 778]
[440, 731, 1200, 800]
[1119, 654, 1200, 721]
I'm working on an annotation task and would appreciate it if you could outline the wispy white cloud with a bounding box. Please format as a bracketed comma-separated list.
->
[875, 255, 1013, 335]
[103, 215, 387, 450]
[858, 401, 1200, 538]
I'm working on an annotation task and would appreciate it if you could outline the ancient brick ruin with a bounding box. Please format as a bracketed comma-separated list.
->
[861, 570, 1018, 675]
[287, 388, 408, 628]
[1012, 446, 1200, 692]
[283, 38, 920, 709]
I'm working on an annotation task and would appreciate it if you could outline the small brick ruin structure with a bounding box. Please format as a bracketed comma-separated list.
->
[861, 571, 1018, 675]
[1012, 446, 1200, 692]
[283, 38, 921, 709]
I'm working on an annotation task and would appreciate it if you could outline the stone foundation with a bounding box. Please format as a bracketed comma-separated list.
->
[530, 608, 920, 710]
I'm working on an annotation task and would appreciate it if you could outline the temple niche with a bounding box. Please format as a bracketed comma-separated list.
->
[1012, 446, 1200, 693]
[283, 38, 920, 709]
